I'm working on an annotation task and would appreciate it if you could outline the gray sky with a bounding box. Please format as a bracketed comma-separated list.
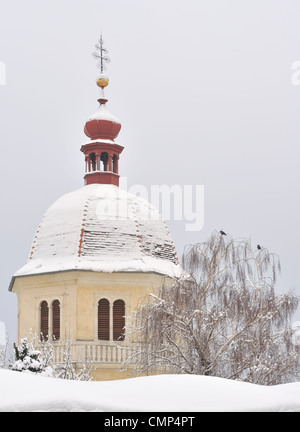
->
[1, 0, 300, 342]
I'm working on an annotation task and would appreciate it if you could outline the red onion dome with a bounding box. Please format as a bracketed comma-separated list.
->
[84, 100, 121, 141]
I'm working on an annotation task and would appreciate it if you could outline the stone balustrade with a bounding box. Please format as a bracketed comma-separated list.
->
[52, 342, 131, 365]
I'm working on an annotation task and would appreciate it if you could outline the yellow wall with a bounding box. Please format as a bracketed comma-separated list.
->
[11, 270, 170, 381]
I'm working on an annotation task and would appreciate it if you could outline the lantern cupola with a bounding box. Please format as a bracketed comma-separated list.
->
[81, 35, 123, 186]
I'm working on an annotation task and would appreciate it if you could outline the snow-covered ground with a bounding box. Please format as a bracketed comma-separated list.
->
[0, 369, 299, 412]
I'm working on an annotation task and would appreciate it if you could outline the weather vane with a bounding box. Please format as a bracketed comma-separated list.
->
[93, 34, 110, 73]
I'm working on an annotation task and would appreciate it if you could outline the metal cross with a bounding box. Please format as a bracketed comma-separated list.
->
[93, 34, 110, 73]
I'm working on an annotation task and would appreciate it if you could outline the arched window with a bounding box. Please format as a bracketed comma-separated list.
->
[52, 300, 60, 341]
[90, 153, 96, 171]
[40, 301, 49, 341]
[100, 152, 109, 171]
[113, 300, 125, 341]
[98, 299, 110, 341]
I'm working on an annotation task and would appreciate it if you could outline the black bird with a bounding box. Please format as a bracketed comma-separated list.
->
[220, 230, 227, 236]
[257, 244, 261, 250]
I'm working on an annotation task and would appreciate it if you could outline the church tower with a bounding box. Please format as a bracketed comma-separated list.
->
[9, 36, 180, 380]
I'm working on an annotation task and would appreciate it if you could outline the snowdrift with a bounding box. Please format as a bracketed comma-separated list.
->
[0, 369, 299, 412]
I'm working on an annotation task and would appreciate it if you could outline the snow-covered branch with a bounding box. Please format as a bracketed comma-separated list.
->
[124, 231, 300, 384]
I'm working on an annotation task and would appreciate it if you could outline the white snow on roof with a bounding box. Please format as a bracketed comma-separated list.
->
[87, 103, 121, 123]
[13, 184, 181, 280]
[82, 138, 117, 145]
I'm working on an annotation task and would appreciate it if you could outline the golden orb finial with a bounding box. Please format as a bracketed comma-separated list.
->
[96, 73, 109, 88]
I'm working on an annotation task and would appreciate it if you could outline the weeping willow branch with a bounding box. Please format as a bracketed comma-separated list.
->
[124, 231, 300, 385]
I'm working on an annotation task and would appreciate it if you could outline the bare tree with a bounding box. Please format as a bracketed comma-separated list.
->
[53, 340, 94, 381]
[125, 231, 300, 385]
[0, 327, 13, 369]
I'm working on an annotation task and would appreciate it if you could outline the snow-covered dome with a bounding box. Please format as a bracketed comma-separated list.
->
[13, 184, 181, 280]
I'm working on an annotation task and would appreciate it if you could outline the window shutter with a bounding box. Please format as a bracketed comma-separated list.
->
[52, 300, 60, 341]
[40, 301, 49, 341]
[98, 299, 110, 341]
[113, 299, 125, 341]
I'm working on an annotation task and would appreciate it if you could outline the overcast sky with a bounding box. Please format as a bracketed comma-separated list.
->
[1, 0, 300, 342]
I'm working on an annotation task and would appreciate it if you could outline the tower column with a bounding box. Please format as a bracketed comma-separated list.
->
[113, 156, 119, 174]
[108, 153, 113, 172]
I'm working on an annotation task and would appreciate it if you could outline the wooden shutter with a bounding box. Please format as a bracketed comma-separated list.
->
[98, 299, 110, 341]
[40, 301, 49, 341]
[52, 300, 60, 341]
[113, 300, 125, 341]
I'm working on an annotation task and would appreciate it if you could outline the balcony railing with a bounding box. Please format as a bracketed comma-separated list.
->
[52, 342, 131, 365]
